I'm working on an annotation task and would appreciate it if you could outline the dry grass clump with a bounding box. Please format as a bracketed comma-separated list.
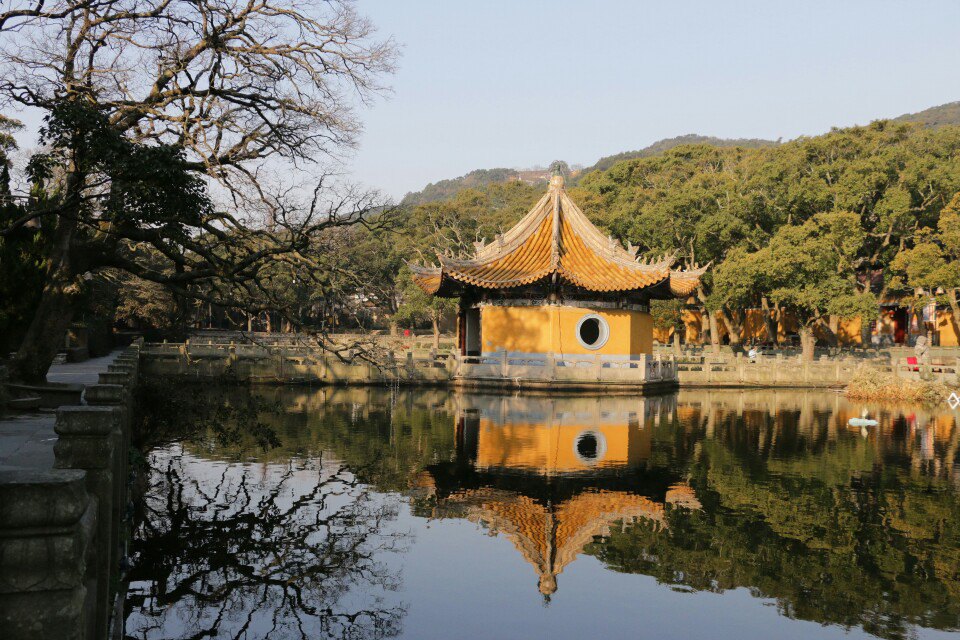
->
[845, 365, 952, 406]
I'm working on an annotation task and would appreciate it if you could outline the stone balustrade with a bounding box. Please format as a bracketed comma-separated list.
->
[0, 341, 140, 640]
[141, 341, 454, 385]
[141, 340, 960, 389]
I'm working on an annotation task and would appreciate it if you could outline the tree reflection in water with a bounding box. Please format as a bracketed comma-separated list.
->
[125, 446, 407, 640]
[126, 386, 960, 640]
[584, 391, 960, 640]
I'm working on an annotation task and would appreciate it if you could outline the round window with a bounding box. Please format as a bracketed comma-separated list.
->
[573, 430, 607, 465]
[575, 313, 609, 350]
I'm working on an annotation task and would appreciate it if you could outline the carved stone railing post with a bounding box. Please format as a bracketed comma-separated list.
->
[54, 405, 123, 640]
[87, 380, 131, 591]
[0, 469, 96, 640]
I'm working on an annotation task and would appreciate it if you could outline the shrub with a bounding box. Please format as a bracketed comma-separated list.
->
[845, 365, 953, 406]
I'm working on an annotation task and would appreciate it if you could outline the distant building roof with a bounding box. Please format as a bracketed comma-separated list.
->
[409, 175, 706, 298]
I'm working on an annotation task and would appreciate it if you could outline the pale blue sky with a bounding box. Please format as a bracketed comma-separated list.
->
[6, 1, 960, 201]
[349, 0, 960, 199]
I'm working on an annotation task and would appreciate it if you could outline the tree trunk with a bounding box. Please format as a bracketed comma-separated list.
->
[11, 159, 83, 383]
[761, 297, 778, 344]
[799, 325, 815, 362]
[818, 317, 839, 348]
[11, 261, 79, 383]
[708, 311, 721, 356]
[672, 328, 681, 355]
[829, 314, 839, 342]
[717, 308, 744, 346]
[860, 314, 872, 347]
[431, 314, 441, 351]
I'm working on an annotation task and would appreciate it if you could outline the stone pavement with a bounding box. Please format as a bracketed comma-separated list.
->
[48, 351, 124, 387]
[0, 350, 122, 473]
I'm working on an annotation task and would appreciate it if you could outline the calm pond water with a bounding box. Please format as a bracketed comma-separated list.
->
[124, 386, 960, 640]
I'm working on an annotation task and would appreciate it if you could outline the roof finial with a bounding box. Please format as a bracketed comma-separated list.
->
[548, 174, 564, 190]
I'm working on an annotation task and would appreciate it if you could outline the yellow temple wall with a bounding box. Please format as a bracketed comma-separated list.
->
[653, 309, 959, 347]
[480, 305, 653, 357]
[936, 312, 960, 346]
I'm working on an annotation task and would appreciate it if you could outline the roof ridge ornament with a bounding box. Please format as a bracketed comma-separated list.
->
[550, 184, 561, 268]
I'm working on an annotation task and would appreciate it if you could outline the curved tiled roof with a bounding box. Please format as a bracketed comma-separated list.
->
[409, 175, 705, 297]
[453, 488, 667, 596]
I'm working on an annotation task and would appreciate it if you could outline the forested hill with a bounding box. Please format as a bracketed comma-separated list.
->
[400, 168, 519, 206]
[894, 101, 960, 128]
[399, 134, 775, 205]
[400, 100, 959, 207]
[583, 134, 777, 173]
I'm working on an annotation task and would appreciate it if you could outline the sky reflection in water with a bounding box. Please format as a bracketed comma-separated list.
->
[125, 388, 960, 640]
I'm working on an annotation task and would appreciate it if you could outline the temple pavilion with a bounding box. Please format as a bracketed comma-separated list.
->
[408, 175, 705, 383]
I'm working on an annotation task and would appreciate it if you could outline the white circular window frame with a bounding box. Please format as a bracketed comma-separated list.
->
[575, 313, 610, 350]
[573, 430, 608, 465]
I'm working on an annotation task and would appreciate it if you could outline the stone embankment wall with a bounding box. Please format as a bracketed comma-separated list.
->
[141, 341, 960, 389]
[0, 345, 140, 640]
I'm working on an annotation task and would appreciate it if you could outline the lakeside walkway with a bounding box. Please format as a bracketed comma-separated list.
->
[0, 350, 122, 473]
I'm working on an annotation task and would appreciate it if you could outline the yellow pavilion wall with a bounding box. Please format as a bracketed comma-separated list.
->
[480, 305, 653, 357]
[474, 419, 650, 474]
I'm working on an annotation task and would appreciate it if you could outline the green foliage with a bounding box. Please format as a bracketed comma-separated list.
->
[0, 113, 21, 196]
[0, 217, 47, 353]
[393, 265, 457, 330]
[356, 181, 542, 330]
[650, 299, 686, 335]
[890, 194, 960, 304]
[32, 101, 213, 231]
[758, 212, 877, 324]
[0, 114, 46, 353]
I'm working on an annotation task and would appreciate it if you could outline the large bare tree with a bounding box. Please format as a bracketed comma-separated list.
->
[0, 0, 397, 382]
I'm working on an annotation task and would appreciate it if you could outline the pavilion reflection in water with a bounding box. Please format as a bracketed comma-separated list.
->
[414, 394, 699, 597]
